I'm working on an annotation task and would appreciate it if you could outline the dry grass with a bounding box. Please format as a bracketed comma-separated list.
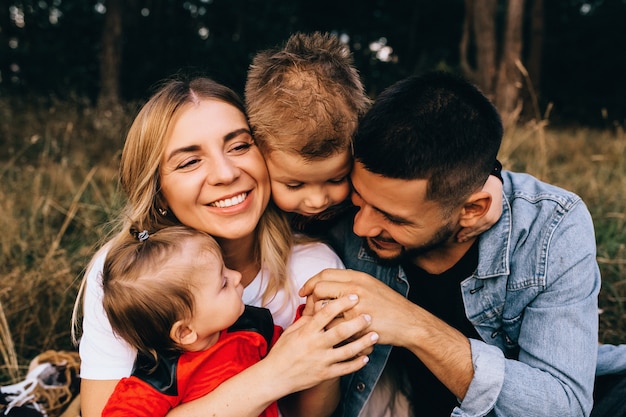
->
[0, 97, 129, 382]
[0, 97, 625, 383]
[500, 120, 626, 344]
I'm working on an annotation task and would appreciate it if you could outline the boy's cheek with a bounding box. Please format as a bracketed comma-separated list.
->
[269, 184, 300, 213]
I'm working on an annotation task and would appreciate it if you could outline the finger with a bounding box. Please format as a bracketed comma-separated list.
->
[328, 331, 379, 364]
[309, 294, 359, 330]
[356, 345, 375, 357]
[314, 298, 336, 314]
[323, 316, 347, 332]
[298, 268, 346, 297]
[300, 297, 316, 316]
[303, 281, 347, 305]
[324, 354, 371, 380]
[280, 314, 310, 335]
[319, 313, 373, 354]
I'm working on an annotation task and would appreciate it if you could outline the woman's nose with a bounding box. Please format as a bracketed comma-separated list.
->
[206, 156, 239, 185]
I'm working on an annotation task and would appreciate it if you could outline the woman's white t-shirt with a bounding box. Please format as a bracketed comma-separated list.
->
[79, 241, 344, 380]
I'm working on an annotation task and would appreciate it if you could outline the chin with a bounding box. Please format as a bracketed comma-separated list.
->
[363, 240, 403, 265]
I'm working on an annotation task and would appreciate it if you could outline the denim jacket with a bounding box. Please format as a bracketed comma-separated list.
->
[327, 171, 601, 417]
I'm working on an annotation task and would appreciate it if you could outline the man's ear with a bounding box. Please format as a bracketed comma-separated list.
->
[170, 320, 198, 346]
[459, 191, 492, 228]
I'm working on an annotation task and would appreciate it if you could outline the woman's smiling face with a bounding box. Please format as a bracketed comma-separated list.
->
[159, 99, 270, 241]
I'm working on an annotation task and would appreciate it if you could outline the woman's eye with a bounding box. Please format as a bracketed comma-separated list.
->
[177, 158, 200, 169]
[230, 142, 252, 153]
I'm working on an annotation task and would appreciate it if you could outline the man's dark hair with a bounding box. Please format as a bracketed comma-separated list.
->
[353, 71, 503, 208]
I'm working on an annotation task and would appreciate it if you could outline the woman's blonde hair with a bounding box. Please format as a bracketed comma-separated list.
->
[73, 76, 293, 343]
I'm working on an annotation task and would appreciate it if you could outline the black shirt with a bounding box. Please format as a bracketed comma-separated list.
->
[387, 241, 481, 416]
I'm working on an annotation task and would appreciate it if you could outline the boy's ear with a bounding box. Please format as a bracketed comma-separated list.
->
[170, 320, 198, 346]
[459, 191, 492, 228]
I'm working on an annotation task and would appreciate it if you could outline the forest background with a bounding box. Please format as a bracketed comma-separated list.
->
[1, 0, 626, 383]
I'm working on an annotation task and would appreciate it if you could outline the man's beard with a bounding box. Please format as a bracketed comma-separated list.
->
[362, 221, 456, 266]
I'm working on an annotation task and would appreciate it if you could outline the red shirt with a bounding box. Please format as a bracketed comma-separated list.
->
[103, 306, 282, 417]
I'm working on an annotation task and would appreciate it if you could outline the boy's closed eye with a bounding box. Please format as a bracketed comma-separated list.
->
[328, 176, 349, 184]
[284, 182, 304, 190]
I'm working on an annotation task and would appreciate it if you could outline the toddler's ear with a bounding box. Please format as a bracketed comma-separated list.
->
[170, 320, 198, 346]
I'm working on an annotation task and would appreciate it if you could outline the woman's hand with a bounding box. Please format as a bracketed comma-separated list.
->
[266, 294, 378, 393]
[165, 294, 377, 417]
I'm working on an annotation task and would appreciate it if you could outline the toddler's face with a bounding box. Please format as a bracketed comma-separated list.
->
[265, 149, 352, 217]
[185, 246, 244, 350]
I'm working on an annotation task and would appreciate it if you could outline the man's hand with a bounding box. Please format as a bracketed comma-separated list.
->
[300, 268, 417, 347]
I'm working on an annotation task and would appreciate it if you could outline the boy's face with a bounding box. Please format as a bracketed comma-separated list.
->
[265, 149, 352, 217]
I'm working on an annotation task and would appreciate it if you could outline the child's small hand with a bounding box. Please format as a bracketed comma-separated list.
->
[457, 174, 503, 242]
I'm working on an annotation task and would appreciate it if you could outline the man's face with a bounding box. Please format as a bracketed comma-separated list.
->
[350, 161, 460, 263]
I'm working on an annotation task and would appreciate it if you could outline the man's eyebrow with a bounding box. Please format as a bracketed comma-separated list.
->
[352, 186, 411, 224]
[165, 128, 252, 162]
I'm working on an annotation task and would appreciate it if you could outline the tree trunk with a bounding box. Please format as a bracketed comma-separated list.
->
[526, 0, 544, 117]
[472, 0, 498, 97]
[97, 0, 123, 110]
[459, 0, 474, 80]
[494, 0, 525, 126]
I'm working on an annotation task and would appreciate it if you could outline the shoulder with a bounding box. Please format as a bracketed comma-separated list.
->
[131, 351, 182, 396]
[229, 306, 277, 348]
[503, 171, 582, 210]
[85, 243, 112, 286]
[287, 242, 345, 289]
[80, 241, 138, 380]
[289, 241, 345, 270]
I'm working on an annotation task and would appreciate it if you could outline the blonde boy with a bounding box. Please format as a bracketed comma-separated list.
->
[246, 32, 370, 231]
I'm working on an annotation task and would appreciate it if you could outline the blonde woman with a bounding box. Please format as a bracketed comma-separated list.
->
[75, 77, 377, 417]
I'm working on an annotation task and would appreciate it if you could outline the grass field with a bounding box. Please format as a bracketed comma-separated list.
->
[1, 97, 625, 383]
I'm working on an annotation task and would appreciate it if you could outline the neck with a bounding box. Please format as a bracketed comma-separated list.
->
[413, 238, 476, 275]
[218, 233, 260, 287]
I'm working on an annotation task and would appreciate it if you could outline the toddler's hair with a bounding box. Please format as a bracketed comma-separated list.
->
[101, 226, 222, 362]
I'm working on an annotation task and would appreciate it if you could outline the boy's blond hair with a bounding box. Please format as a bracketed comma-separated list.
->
[245, 32, 371, 160]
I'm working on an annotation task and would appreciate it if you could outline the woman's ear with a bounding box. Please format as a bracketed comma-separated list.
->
[170, 320, 198, 346]
[459, 191, 492, 228]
